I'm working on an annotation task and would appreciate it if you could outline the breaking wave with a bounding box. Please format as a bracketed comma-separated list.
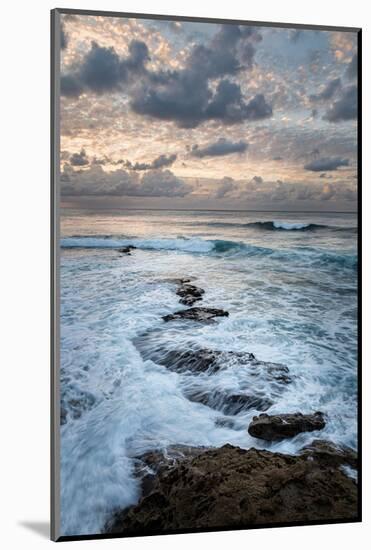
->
[61, 236, 356, 269]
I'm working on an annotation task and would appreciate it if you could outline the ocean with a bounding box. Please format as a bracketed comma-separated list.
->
[59, 209, 358, 535]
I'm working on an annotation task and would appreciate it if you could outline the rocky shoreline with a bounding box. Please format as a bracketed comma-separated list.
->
[107, 441, 358, 535]
[105, 264, 358, 533]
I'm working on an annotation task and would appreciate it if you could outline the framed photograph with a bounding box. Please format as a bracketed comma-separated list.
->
[51, 8, 361, 541]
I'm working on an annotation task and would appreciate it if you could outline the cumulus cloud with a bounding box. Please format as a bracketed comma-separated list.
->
[323, 85, 357, 122]
[304, 157, 350, 172]
[60, 164, 191, 198]
[190, 138, 248, 158]
[125, 153, 177, 171]
[321, 183, 336, 200]
[61, 39, 149, 96]
[214, 177, 236, 198]
[138, 169, 191, 197]
[61, 24, 272, 128]
[309, 77, 341, 102]
[69, 149, 89, 166]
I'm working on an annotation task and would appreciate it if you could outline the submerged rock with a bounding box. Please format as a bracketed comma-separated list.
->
[176, 283, 205, 306]
[163, 307, 229, 322]
[162, 277, 195, 285]
[185, 388, 273, 414]
[139, 346, 291, 384]
[117, 246, 136, 255]
[107, 443, 358, 534]
[248, 412, 326, 441]
[150, 348, 231, 373]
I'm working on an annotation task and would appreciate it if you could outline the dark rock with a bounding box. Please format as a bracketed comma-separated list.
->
[186, 389, 273, 414]
[107, 443, 358, 534]
[153, 348, 227, 373]
[176, 283, 205, 306]
[118, 246, 136, 255]
[163, 307, 229, 322]
[300, 439, 358, 470]
[133, 445, 211, 498]
[215, 417, 238, 429]
[248, 412, 326, 441]
[139, 346, 291, 387]
[163, 277, 195, 285]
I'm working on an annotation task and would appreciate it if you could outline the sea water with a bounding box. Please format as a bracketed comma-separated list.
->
[59, 209, 358, 535]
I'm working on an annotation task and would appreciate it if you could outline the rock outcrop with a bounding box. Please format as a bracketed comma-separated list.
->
[176, 283, 205, 306]
[163, 307, 229, 322]
[248, 412, 326, 440]
[107, 443, 358, 534]
[118, 246, 137, 255]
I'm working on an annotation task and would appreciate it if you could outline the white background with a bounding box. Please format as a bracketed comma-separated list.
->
[0, 0, 369, 547]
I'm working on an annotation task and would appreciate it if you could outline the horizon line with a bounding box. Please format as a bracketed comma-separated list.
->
[60, 206, 357, 214]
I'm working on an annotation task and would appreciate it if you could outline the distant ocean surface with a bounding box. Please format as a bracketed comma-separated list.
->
[59, 209, 358, 536]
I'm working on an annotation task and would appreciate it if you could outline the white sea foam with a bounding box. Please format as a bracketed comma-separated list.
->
[273, 221, 311, 230]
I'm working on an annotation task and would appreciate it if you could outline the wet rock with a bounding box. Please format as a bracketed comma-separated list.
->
[140, 346, 291, 386]
[214, 417, 238, 429]
[186, 389, 273, 414]
[153, 348, 228, 373]
[163, 277, 195, 285]
[248, 412, 326, 441]
[300, 439, 358, 470]
[107, 443, 358, 534]
[117, 246, 136, 255]
[176, 283, 205, 306]
[163, 307, 229, 322]
[133, 445, 211, 498]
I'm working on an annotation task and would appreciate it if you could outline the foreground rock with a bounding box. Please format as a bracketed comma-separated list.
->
[132, 445, 211, 498]
[248, 412, 326, 441]
[163, 307, 229, 322]
[107, 443, 357, 534]
[117, 245, 137, 255]
[176, 283, 205, 306]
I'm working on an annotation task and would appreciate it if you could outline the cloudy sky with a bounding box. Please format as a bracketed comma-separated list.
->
[59, 13, 358, 211]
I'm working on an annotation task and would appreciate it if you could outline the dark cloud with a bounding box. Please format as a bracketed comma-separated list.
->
[61, 39, 149, 97]
[61, 24, 271, 128]
[304, 157, 349, 172]
[61, 24, 67, 50]
[272, 156, 283, 161]
[345, 54, 357, 81]
[289, 29, 303, 43]
[309, 78, 341, 102]
[323, 85, 357, 122]
[61, 74, 84, 97]
[70, 149, 89, 166]
[251, 176, 263, 185]
[131, 69, 272, 128]
[125, 153, 177, 171]
[191, 138, 248, 158]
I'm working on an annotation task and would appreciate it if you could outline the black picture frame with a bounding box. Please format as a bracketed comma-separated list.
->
[51, 8, 362, 542]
